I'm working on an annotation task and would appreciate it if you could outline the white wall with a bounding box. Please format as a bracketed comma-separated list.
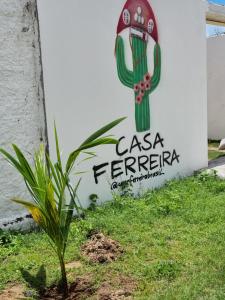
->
[38, 0, 208, 207]
[0, 0, 47, 229]
[208, 35, 225, 140]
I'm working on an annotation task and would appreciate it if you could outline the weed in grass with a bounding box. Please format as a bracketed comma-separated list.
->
[118, 181, 134, 198]
[196, 170, 217, 182]
[0, 229, 12, 246]
[88, 194, 99, 211]
[0, 232, 25, 261]
[143, 260, 181, 281]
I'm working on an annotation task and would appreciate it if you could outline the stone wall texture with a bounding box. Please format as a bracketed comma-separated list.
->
[0, 0, 46, 229]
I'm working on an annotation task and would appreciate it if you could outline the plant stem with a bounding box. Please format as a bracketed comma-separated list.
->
[58, 253, 68, 297]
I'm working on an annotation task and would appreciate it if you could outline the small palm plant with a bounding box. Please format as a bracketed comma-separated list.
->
[0, 117, 125, 297]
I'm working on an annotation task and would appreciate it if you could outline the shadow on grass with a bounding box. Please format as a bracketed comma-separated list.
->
[20, 265, 46, 293]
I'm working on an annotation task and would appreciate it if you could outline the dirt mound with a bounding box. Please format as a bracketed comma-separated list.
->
[40, 275, 135, 300]
[0, 274, 135, 300]
[40, 276, 95, 300]
[82, 232, 123, 263]
[97, 276, 136, 300]
[98, 284, 132, 300]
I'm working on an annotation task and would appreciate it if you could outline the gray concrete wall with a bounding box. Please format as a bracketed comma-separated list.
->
[208, 35, 225, 140]
[0, 0, 47, 230]
[38, 0, 208, 206]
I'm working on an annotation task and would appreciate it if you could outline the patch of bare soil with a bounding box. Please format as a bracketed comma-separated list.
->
[40, 274, 136, 300]
[0, 275, 136, 300]
[96, 276, 137, 300]
[97, 287, 132, 300]
[0, 284, 25, 300]
[40, 276, 95, 300]
[82, 232, 123, 263]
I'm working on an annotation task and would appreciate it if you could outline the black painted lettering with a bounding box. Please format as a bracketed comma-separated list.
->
[111, 160, 123, 179]
[138, 155, 149, 172]
[124, 156, 136, 175]
[163, 151, 172, 166]
[159, 154, 162, 168]
[130, 135, 142, 153]
[116, 136, 128, 157]
[93, 163, 109, 184]
[153, 133, 164, 149]
[149, 154, 159, 170]
[171, 150, 180, 164]
[142, 133, 152, 151]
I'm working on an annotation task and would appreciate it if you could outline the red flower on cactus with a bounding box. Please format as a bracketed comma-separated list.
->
[140, 81, 145, 89]
[134, 84, 140, 92]
[136, 94, 143, 104]
[144, 73, 151, 82]
[145, 82, 150, 90]
[140, 89, 145, 96]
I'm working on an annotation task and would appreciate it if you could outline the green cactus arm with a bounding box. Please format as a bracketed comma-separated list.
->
[115, 36, 134, 89]
[148, 43, 161, 95]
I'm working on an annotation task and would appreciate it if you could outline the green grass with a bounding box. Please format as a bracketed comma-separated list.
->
[208, 150, 225, 161]
[1, 174, 225, 299]
[208, 140, 225, 161]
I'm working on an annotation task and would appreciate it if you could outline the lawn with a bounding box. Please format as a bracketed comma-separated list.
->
[208, 140, 225, 161]
[1, 174, 225, 299]
[208, 150, 225, 161]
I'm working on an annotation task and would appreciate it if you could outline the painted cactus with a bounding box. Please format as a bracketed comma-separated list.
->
[115, 0, 161, 132]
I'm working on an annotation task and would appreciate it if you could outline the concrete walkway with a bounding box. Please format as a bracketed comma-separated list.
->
[208, 156, 225, 179]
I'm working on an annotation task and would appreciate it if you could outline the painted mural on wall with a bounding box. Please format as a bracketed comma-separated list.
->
[37, 0, 206, 205]
[91, 0, 180, 191]
[115, 0, 161, 132]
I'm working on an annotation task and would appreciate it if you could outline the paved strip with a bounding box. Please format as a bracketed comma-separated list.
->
[208, 156, 225, 179]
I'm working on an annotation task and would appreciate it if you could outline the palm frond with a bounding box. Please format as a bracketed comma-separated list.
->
[0, 117, 125, 296]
